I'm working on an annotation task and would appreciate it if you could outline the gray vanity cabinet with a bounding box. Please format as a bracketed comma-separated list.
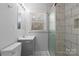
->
[18, 39, 35, 56]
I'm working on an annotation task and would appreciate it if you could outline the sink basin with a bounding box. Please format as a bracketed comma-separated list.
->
[18, 36, 36, 40]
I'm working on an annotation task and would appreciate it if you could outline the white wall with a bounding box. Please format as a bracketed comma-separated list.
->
[0, 3, 17, 51]
[26, 32, 48, 51]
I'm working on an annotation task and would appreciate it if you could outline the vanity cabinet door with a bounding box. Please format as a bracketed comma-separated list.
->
[18, 40, 34, 56]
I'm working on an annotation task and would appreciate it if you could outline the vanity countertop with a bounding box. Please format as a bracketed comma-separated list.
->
[18, 35, 36, 40]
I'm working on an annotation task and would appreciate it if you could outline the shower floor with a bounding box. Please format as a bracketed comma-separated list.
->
[34, 51, 50, 56]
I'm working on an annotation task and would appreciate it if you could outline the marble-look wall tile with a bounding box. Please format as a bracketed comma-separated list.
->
[56, 3, 65, 55]
[64, 3, 79, 56]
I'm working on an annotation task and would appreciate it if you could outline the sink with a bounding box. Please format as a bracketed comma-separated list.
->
[18, 35, 36, 40]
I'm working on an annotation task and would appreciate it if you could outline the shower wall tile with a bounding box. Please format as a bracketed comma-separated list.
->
[76, 3, 79, 8]
[65, 4, 72, 11]
[56, 32, 64, 40]
[56, 14, 65, 20]
[65, 40, 72, 49]
[65, 3, 76, 11]
[56, 3, 79, 56]
[77, 45, 79, 55]
[56, 26, 65, 33]
[65, 9, 71, 18]
[66, 18, 74, 26]
[65, 33, 71, 41]
[64, 3, 79, 56]
[65, 26, 72, 34]
[71, 34, 77, 43]
[71, 43, 77, 55]
[56, 3, 65, 55]
[77, 35, 79, 45]
[71, 43, 77, 49]
[71, 7, 79, 17]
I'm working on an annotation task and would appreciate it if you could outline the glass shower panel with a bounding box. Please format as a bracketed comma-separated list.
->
[48, 7, 56, 56]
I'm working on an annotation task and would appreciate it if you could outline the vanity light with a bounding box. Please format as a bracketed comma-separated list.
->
[20, 3, 30, 13]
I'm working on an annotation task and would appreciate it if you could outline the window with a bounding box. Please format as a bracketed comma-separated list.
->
[74, 18, 79, 28]
[31, 13, 46, 31]
[31, 19, 44, 30]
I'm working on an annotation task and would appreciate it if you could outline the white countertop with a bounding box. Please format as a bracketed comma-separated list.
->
[18, 35, 36, 40]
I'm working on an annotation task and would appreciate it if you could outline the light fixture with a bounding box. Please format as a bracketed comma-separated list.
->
[21, 3, 30, 13]
[17, 3, 30, 13]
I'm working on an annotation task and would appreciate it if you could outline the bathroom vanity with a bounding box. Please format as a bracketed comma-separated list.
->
[18, 36, 35, 56]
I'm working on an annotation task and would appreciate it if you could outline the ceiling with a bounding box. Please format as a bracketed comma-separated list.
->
[24, 3, 53, 13]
